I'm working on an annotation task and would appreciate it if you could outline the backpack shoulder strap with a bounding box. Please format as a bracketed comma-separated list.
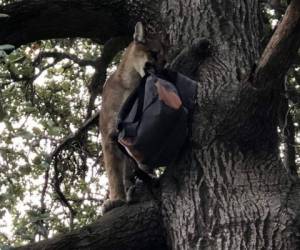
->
[117, 73, 148, 131]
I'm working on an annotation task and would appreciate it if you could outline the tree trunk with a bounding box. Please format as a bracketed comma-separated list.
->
[1, 0, 300, 249]
[160, 0, 300, 249]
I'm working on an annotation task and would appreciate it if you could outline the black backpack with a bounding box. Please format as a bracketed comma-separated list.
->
[117, 69, 197, 169]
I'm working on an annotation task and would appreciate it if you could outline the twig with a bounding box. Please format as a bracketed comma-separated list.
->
[50, 111, 100, 160]
[40, 164, 50, 213]
[52, 157, 77, 218]
[38, 163, 50, 239]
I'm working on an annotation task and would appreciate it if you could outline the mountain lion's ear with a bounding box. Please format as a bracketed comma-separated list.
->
[133, 22, 145, 43]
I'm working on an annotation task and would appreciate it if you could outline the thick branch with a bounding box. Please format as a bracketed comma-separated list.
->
[0, 0, 130, 47]
[13, 201, 167, 250]
[169, 38, 211, 80]
[254, 0, 300, 88]
[0, 0, 162, 48]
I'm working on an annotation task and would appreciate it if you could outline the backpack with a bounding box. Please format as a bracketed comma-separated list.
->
[117, 69, 197, 169]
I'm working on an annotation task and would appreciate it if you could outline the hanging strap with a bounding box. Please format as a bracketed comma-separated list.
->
[133, 75, 147, 123]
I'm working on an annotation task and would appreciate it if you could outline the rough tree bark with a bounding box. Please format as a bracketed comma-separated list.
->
[1, 0, 300, 249]
[160, 1, 300, 249]
[13, 202, 167, 250]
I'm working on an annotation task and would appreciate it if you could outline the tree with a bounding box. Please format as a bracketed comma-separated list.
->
[0, 0, 300, 249]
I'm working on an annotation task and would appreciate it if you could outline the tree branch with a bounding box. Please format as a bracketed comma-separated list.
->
[0, 0, 132, 47]
[282, 111, 298, 177]
[86, 36, 130, 118]
[12, 201, 168, 250]
[52, 157, 76, 230]
[254, 0, 300, 88]
[35, 52, 96, 67]
[39, 164, 50, 239]
[0, 0, 162, 48]
[49, 112, 100, 160]
[278, 86, 299, 177]
[169, 38, 211, 80]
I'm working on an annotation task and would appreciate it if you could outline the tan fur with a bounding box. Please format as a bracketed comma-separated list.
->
[100, 23, 164, 202]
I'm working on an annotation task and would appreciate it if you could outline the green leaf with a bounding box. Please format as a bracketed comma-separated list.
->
[17, 130, 33, 140]
[32, 127, 42, 135]
[32, 156, 42, 165]
[19, 166, 31, 175]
